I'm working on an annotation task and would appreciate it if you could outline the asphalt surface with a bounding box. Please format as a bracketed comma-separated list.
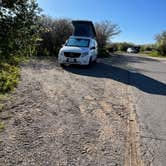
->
[109, 53, 166, 166]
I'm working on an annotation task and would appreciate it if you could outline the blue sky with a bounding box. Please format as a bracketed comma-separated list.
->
[37, 0, 166, 45]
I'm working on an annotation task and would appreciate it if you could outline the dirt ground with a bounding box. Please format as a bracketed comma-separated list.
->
[0, 58, 133, 166]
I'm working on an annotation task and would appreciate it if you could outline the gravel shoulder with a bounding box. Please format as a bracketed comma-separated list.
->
[0, 57, 137, 166]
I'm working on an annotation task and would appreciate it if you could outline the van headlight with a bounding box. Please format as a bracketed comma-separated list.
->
[82, 52, 89, 57]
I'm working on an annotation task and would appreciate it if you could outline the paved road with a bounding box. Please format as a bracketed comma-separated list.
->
[110, 53, 166, 166]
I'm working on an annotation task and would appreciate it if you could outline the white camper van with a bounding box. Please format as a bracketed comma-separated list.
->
[58, 20, 98, 66]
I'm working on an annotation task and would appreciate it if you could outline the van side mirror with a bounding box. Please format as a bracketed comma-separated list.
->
[90, 46, 96, 50]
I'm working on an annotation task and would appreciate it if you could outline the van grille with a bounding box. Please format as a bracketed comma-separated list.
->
[64, 52, 81, 58]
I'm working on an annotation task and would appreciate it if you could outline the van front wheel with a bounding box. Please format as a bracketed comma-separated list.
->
[88, 57, 92, 67]
[60, 63, 65, 67]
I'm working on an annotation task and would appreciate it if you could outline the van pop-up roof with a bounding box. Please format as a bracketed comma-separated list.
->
[72, 20, 96, 38]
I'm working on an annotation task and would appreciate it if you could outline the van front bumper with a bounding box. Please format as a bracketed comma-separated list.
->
[58, 56, 90, 65]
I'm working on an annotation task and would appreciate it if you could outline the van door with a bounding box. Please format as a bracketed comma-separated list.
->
[90, 40, 97, 61]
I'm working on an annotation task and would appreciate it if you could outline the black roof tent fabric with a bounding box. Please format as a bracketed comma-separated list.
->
[72, 20, 96, 38]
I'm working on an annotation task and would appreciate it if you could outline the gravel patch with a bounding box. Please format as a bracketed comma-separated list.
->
[0, 58, 131, 166]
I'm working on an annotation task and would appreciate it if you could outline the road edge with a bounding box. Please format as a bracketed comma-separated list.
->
[125, 86, 144, 166]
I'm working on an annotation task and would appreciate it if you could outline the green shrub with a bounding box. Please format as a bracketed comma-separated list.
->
[142, 50, 166, 58]
[140, 45, 155, 52]
[149, 51, 159, 57]
[149, 50, 166, 57]
[155, 31, 166, 56]
[0, 122, 5, 132]
[98, 48, 109, 57]
[0, 62, 20, 94]
[0, 104, 4, 111]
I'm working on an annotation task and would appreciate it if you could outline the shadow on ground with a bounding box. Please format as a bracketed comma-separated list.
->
[64, 62, 166, 96]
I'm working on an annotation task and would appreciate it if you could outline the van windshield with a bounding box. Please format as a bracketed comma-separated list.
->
[66, 38, 90, 47]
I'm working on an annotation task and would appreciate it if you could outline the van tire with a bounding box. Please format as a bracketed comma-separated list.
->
[88, 57, 92, 67]
[60, 63, 65, 67]
[94, 58, 97, 63]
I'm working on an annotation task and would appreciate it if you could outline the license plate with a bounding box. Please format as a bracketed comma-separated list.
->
[69, 58, 74, 62]
[67, 58, 75, 63]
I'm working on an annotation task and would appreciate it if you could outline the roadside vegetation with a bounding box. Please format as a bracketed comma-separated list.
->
[107, 32, 166, 58]
[0, 0, 40, 96]
[107, 42, 139, 53]
[154, 31, 166, 57]
[37, 16, 73, 56]
[0, 122, 4, 131]
[95, 21, 121, 57]
[139, 34, 166, 58]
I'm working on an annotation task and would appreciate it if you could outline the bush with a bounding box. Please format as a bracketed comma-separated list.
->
[107, 43, 118, 53]
[140, 44, 155, 52]
[157, 44, 166, 56]
[0, 0, 40, 96]
[150, 51, 160, 57]
[95, 20, 121, 49]
[118, 42, 134, 52]
[38, 16, 73, 56]
[0, 122, 5, 131]
[0, 62, 20, 94]
[155, 31, 166, 56]
[148, 50, 166, 57]
[0, 0, 40, 59]
[98, 48, 109, 57]
[0, 55, 23, 94]
[107, 42, 136, 52]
